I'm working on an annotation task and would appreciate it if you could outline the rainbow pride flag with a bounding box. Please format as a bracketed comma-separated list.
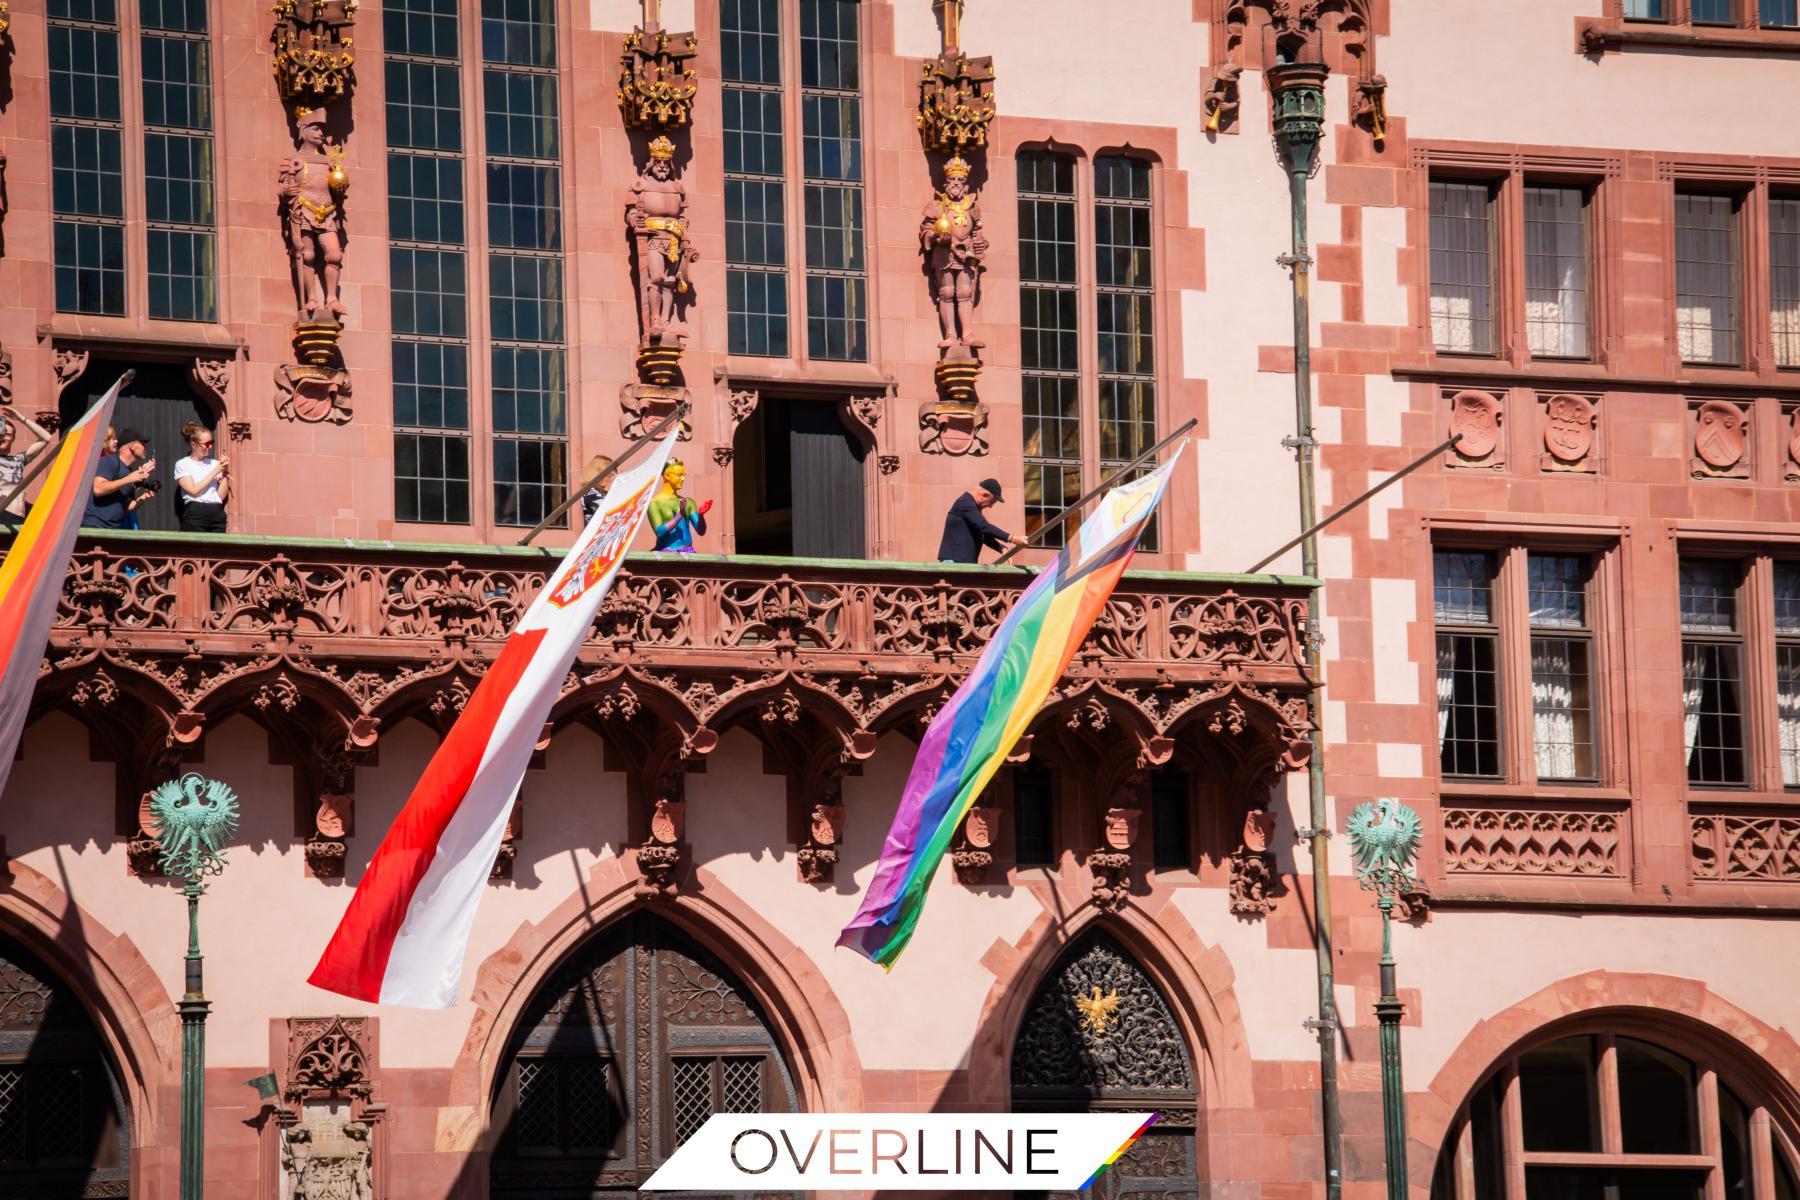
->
[838, 449, 1184, 968]
[0, 374, 126, 800]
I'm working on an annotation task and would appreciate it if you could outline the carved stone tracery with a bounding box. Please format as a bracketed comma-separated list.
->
[1445, 807, 1622, 877]
[1011, 933, 1195, 1097]
[618, 24, 699, 131]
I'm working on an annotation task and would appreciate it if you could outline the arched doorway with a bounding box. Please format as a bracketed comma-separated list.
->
[0, 933, 131, 1196]
[488, 910, 797, 1197]
[1432, 1022, 1800, 1200]
[1010, 931, 1200, 1199]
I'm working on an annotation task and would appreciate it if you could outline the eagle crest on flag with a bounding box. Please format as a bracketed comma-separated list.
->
[547, 482, 653, 610]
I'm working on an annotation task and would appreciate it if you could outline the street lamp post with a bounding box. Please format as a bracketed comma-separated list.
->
[152, 772, 240, 1200]
[1346, 798, 1425, 1200]
[1265, 52, 1346, 1200]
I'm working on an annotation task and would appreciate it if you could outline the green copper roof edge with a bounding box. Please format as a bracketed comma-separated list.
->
[49, 528, 1319, 588]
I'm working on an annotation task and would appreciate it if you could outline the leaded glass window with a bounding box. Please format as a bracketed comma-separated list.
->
[1430, 180, 1495, 354]
[1772, 197, 1800, 368]
[1019, 152, 1080, 546]
[389, 0, 471, 524]
[1676, 192, 1742, 366]
[1095, 155, 1158, 552]
[799, 0, 867, 361]
[50, 0, 126, 315]
[1523, 185, 1589, 359]
[1528, 553, 1596, 781]
[484, 0, 566, 528]
[1436, 549, 1501, 778]
[1681, 559, 1746, 785]
[723, 0, 789, 357]
[1776, 563, 1800, 786]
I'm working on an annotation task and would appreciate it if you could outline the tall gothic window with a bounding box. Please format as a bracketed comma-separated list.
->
[722, 0, 868, 361]
[50, 0, 127, 315]
[387, 0, 472, 524]
[1528, 553, 1597, 781]
[1017, 151, 1080, 545]
[141, 0, 216, 321]
[484, 0, 568, 528]
[1778, 563, 1800, 787]
[1095, 154, 1158, 551]
[799, 0, 867, 360]
[722, 0, 788, 356]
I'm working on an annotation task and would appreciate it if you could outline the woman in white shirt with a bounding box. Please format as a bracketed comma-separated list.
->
[174, 420, 230, 532]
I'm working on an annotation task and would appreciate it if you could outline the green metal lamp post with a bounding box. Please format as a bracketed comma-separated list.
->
[152, 772, 240, 1200]
[1266, 52, 1346, 1200]
[1347, 798, 1425, 1200]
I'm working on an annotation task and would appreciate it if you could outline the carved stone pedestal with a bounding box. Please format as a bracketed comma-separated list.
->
[277, 317, 352, 424]
[918, 396, 990, 456]
[637, 344, 683, 387]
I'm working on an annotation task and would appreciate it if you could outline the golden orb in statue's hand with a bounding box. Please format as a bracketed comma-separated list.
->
[934, 213, 953, 236]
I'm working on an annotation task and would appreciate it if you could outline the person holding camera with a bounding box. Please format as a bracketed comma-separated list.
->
[173, 420, 229, 532]
[83, 427, 157, 529]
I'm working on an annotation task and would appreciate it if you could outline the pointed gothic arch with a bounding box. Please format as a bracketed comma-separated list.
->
[486, 908, 798, 1197]
[1009, 929, 1202, 1198]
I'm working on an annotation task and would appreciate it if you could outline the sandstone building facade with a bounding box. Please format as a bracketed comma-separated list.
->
[3, 2, 1800, 1198]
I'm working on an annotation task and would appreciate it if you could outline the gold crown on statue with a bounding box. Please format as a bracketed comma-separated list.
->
[648, 136, 676, 161]
[944, 155, 972, 180]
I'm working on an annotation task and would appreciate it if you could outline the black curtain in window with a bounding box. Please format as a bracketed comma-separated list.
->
[787, 399, 864, 559]
[64, 358, 216, 532]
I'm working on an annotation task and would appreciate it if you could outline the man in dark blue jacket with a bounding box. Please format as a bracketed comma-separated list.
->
[938, 477, 1029, 563]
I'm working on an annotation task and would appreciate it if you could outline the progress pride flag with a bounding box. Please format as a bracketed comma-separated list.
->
[308, 431, 679, 1009]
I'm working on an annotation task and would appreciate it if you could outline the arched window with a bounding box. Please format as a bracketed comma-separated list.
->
[1433, 1027, 1800, 1200]
[1011, 931, 1198, 1199]
[0, 933, 130, 1195]
[488, 910, 796, 1198]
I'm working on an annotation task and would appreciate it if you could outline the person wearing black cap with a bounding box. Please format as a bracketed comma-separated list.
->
[83, 427, 157, 529]
[937, 477, 1029, 564]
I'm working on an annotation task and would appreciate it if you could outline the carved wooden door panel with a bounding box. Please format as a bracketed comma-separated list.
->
[489, 911, 796, 1199]
[1011, 932, 1200, 1200]
[0, 935, 130, 1199]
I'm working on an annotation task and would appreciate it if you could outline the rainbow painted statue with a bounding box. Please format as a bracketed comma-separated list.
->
[647, 458, 711, 553]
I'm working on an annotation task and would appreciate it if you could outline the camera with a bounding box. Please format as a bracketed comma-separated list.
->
[140, 479, 162, 495]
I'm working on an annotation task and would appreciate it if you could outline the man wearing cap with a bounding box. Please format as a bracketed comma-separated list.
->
[83, 427, 157, 529]
[938, 478, 1029, 564]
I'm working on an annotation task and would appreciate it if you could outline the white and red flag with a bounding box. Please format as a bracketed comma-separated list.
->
[309, 430, 679, 1008]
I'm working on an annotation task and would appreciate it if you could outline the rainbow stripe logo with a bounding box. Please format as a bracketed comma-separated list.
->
[1078, 1111, 1162, 1191]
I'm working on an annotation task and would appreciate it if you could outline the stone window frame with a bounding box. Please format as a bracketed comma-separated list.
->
[716, 0, 876, 369]
[1584, 0, 1800, 53]
[1432, 1019, 1800, 1200]
[1675, 545, 1800, 797]
[1659, 158, 1800, 381]
[1414, 147, 1618, 372]
[1427, 528, 1629, 796]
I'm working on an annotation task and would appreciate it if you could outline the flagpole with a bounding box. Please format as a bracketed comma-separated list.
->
[516, 401, 691, 547]
[992, 417, 1196, 567]
[1242, 433, 1461, 575]
[0, 370, 134, 523]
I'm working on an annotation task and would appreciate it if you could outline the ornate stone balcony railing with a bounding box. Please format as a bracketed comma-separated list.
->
[26, 531, 1316, 888]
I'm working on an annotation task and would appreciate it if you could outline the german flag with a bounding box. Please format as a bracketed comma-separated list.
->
[0, 374, 126, 799]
